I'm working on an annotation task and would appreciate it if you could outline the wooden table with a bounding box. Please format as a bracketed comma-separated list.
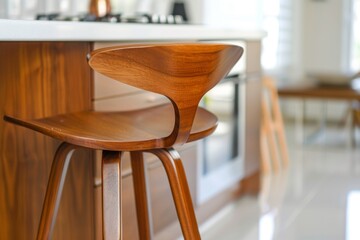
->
[277, 80, 360, 145]
[278, 81, 360, 101]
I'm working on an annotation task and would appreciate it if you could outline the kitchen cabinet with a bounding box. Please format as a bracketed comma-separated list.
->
[0, 42, 94, 240]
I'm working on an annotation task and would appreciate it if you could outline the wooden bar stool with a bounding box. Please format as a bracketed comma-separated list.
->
[4, 43, 243, 240]
[260, 76, 289, 174]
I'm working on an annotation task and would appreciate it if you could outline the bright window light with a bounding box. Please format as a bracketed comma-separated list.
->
[346, 191, 360, 240]
[259, 211, 275, 240]
[261, 0, 292, 71]
[351, 0, 360, 72]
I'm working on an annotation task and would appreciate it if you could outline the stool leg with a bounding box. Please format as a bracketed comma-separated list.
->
[149, 148, 201, 240]
[130, 151, 153, 240]
[260, 124, 271, 174]
[102, 151, 122, 240]
[277, 123, 289, 168]
[37, 142, 77, 240]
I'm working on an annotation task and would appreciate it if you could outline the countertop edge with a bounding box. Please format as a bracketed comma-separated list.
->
[0, 19, 266, 41]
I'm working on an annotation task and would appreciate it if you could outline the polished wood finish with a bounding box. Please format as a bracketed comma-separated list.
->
[102, 151, 122, 240]
[4, 104, 218, 151]
[146, 42, 260, 239]
[37, 143, 77, 240]
[261, 77, 289, 174]
[4, 44, 242, 151]
[130, 152, 153, 240]
[90, 41, 263, 239]
[147, 145, 197, 236]
[148, 148, 200, 240]
[88, 43, 243, 147]
[0, 42, 93, 240]
[3, 43, 243, 239]
[91, 41, 262, 239]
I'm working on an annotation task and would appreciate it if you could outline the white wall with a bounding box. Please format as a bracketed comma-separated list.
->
[201, 0, 263, 29]
[1, 0, 89, 19]
[184, 0, 352, 77]
[183, 0, 203, 24]
[290, 0, 304, 79]
[302, 0, 350, 74]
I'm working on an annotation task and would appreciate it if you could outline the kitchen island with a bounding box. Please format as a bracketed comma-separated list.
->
[0, 19, 264, 41]
[0, 19, 265, 240]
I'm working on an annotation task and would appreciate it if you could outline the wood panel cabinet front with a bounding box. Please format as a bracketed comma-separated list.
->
[0, 42, 94, 240]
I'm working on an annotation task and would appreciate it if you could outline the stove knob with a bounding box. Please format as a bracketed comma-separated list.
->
[159, 15, 167, 24]
[151, 14, 160, 23]
[174, 15, 184, 24]
[167, 15, 175, 24]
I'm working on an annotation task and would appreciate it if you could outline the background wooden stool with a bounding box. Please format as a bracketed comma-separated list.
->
[4, 43, 243, 239]
[260, 76, 289, 174]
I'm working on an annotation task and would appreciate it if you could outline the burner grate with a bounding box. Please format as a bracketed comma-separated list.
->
[35, 13, 185, 24]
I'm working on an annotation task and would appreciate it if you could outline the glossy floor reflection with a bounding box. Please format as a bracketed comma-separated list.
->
[202, 123, 360, 240]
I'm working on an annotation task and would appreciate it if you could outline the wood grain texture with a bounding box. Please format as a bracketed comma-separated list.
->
[95, 172, 141, 240]
[4, 104, 218, 151]
[5, 43, 243, 151]
[130, 151, 153, 240]
[102, 151, 122, 240]
[148, 148, 200, 240]
[3, 43, 244, 240]
[90, 42, 261, 239]
[0, 42, 93, 240]
[88, 43, 243, 147]
[37, 143, 77, 240]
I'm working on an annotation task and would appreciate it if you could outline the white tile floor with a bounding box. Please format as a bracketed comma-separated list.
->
[202, 122, 360, 240]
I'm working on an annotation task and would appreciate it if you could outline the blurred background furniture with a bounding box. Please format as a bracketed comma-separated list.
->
[261, 76, 289, 174]
[278, 78, 360, 146]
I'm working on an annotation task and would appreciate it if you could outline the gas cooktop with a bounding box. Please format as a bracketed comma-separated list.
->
[36, 13, 185, 24]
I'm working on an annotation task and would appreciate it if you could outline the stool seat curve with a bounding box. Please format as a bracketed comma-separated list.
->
[4, 104, 217, 151]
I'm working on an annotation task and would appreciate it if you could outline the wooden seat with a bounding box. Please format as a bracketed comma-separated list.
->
[4, 104, 217, 151]
[4, 43, 243, 240]
[260, 76, 289, 174]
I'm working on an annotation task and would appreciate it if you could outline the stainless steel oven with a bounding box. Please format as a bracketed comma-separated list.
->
[197, 41, 246, 204]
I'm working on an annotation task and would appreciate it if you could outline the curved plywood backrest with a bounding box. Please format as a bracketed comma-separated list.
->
[88, 43, 243, 146]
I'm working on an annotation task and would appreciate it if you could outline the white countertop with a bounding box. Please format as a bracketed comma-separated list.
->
[0, 19, 266, 41]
